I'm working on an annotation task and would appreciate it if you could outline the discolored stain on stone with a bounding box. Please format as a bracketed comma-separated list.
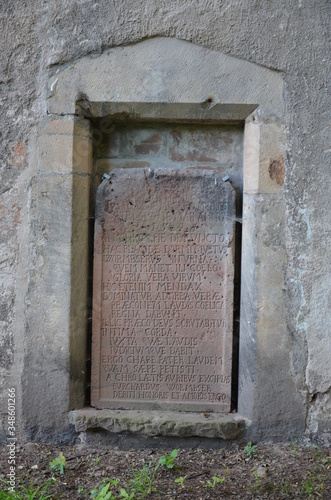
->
[11, 142, 27, 168]
[170, 129, 182, 145]
[13, 206, 21, 225]
[133, 133, 162, 154]
[169, 128, 220, 163]
[0, 203, 22, 243]
[269, 158, 285, 186]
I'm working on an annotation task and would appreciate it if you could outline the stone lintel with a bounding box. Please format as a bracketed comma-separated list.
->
[69, 409, 249, 440]
[88, 102, 257, 122]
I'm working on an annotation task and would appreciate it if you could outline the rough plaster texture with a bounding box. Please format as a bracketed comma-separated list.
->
[0, 0, 330, 444]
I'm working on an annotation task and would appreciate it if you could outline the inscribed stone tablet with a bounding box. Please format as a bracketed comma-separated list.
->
[91, 168, 235, 412]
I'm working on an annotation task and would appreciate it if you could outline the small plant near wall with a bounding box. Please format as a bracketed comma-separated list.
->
[90, 478, 119, 500]
[127, 461, 158, 497]
[243, 442, 257, 460]
[203, 475, 225, 489]
[118, 488, 134, 500]
[49, 452, 66, 475]
[0, 478, 54, 500]
[158, 449, 178, 469]
[174, 475, 187, 489]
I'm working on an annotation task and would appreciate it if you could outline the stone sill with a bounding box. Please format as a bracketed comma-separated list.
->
[69, 408, 250, 440]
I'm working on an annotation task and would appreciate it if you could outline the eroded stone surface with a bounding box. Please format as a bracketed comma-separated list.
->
[92, 168, 235, 412]
[69, 409, 248, 440]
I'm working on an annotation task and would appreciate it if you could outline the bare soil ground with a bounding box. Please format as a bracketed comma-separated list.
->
[1, 441, 330, 499]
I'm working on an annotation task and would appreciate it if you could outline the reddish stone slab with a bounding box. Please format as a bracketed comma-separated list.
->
[91, 168, 235, 412]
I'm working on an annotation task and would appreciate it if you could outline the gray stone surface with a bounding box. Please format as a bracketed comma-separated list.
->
[47, 37, 284, 117]
[69, 408, 248, 440]
[0, 0, 330, 445]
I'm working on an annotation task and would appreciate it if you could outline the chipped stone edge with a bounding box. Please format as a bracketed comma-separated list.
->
[69, 409, 250, 440]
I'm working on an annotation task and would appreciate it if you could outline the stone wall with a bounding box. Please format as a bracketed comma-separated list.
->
[0, 0, 330, 445]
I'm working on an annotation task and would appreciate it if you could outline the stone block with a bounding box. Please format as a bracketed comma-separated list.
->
[42, 118, 75, 137]
[238, 193, 306, 438]
[38, 131, 73, 173]
[91, 168, 236, 413]
[244, 118, 285, 195]
[69, 408, 249, 440]
[69, 174, 92, 409]
[38, 118, 92, 175]
[47, 38, 284, 118]
[73, 135, 93, 175]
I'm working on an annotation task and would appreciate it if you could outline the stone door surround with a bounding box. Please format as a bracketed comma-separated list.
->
[27, 37, 303, 440]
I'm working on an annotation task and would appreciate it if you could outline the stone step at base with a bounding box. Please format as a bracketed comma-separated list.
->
[69, 409, 250, 447]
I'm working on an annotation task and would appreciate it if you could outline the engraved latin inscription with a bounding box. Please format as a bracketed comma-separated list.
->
[91, 168, 235, 412]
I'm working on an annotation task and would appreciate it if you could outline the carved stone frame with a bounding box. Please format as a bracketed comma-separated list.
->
[26, 37, 304, 440]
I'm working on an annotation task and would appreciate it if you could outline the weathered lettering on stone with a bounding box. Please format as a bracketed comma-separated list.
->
[91, 168, 235, 412]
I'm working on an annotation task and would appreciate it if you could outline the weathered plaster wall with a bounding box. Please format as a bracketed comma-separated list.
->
[0, 0, 330, 444]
